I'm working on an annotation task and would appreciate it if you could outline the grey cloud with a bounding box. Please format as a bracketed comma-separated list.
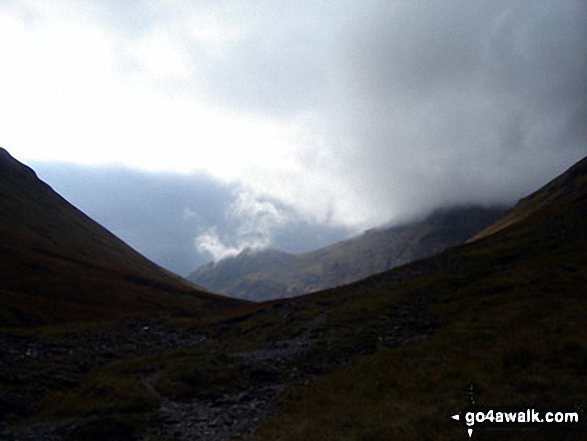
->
[175, 1, 586, 223]
[83, 1, 336, 114]
[12, 1, 587, 257]
[323, 1, 587, 221]
[30, 163, 352, 276]
[190, 1, 347, 116]
[86, 0, 161, 36]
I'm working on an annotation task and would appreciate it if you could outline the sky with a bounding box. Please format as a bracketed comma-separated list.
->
[1, 1, 586, 276]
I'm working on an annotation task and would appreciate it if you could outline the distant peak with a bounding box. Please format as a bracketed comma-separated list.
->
[0, 147, 15, 163]
[236, 246, 285, 258]
[0, 147, 16, 162]
[0, 147, 38, 179]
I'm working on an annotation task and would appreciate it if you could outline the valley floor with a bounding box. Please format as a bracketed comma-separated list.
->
[0, 284, 437, 441]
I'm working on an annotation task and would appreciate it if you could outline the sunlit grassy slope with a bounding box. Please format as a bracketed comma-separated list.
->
[0, 148, 244, 326]
[253, 156, 587, 440]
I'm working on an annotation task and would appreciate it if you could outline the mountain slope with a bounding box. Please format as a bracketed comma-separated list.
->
[189, 205, 506, 301]
[251, 155, 587, 440]
[0, 148, 244, 326]
[470, 156, 587, 241]
[1, 155, 585, 440]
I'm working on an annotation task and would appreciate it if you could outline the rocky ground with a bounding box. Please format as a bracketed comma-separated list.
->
[0, 281, 438, 441]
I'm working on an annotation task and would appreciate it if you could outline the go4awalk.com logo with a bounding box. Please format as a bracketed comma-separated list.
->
[451, 407, 583, 438]
[450, 385, 584, 438]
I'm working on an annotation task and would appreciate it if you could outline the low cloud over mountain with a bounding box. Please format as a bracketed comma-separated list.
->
[3, 1, 585, 233]
[31, 162, 353, 276]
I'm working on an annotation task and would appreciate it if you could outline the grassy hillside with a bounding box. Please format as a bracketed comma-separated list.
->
[0, 148, 244, 326]
[470, 156, 587, 241]
[0, 154, 585, 440]
[252, 156, 587, 440]
[189, 205, 506, 301]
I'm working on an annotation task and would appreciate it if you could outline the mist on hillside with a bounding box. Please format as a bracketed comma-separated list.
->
[7, 0, 586, 275]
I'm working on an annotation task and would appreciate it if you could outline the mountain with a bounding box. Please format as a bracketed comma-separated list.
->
[189, 205, 507, 301]
[0, 148, 244, 326]
[252, 155, 587, 440]
[471, 156, 587, 241]
[2, 154, 585, 441]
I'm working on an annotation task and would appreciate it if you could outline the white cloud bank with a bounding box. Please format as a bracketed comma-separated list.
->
[195, 190, 292, 261]
[2, 0, 586, 233]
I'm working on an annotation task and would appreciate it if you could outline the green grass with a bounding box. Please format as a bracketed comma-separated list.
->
[2, 154, 586, 440]
[65, 414, 149, 441]
[1, 149, 246, 327]
[254, 194, 587, 440]
[38, 355, 158, 420]
[30, 346, 257, 422]
[258, 289, 587, 440]
[4, 204, 584, 440]
[154, 350, 246, 401]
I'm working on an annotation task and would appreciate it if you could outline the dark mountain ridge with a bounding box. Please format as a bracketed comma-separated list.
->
[471, 155, 587, 241]
[252, 155, 587, 439]
[0, 148, 244, 326]
[0, 153, 585, 440]
[189, 204, 507, 301]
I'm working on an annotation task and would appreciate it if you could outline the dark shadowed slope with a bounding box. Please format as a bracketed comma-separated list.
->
[470, 156, 587, 241]
[251, 156, 587, 440]
[189, 205, 506, 301]
[0, 148, 244, 326]
[0, 155, 585, 440]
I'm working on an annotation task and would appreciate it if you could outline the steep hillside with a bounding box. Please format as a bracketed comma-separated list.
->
[1, 155, 585, 441]
[471, 156, 587, 241]
[251, 155, 587, 440]
[189, 205, 506, 301]
[0, 148, 244, 326]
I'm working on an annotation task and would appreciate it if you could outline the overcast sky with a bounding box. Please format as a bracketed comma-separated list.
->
[29, 161, 352, 275]
[1, 1, 586, 275]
